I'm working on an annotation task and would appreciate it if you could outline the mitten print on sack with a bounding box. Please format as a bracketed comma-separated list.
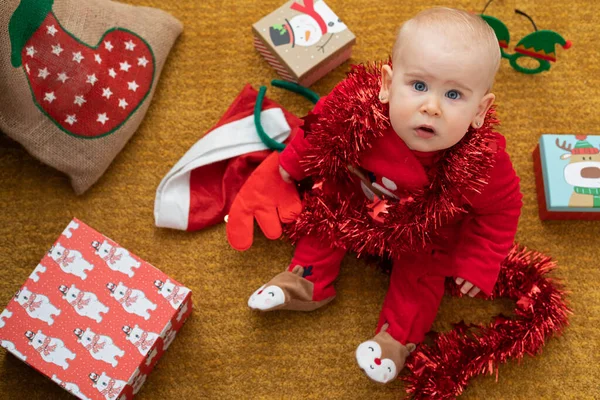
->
[9, 0, 155, 138]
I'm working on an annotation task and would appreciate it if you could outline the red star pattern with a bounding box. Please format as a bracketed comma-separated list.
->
[22, 13, 154, 137]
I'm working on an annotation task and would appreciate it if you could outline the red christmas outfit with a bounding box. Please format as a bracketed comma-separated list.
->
[279, 89, 522, 345]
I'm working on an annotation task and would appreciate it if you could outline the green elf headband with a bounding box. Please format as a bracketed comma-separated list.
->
[254, 80, 319, 151]
[480, 2, 571, 74]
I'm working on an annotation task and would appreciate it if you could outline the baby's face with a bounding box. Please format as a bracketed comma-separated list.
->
[381, 28, 495, 152]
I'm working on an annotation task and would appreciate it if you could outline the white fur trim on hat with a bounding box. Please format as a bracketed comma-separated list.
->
[154, 108, 291, 230]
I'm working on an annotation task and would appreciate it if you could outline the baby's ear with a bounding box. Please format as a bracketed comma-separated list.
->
[406, 343, 417, 353]
[472, 93, 495, 129]
[379, 65, 393, 104]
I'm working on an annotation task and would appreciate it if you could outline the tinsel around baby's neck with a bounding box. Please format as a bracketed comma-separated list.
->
[301, 60, 500, 199]
[289, 61, 501, 258]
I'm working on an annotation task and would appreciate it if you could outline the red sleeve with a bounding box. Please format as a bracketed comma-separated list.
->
[451, 135, 523, 296]
[278, 95, 328, 181]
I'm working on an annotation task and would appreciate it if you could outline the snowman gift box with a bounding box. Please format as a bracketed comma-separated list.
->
[252, 0, 356, 87]
[533, 134, 600, 220]
[0, 218, 192, 399]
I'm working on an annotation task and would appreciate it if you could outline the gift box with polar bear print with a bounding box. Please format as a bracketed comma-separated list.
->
[252, 0, 356, 87]
[0, 218, 192, 400]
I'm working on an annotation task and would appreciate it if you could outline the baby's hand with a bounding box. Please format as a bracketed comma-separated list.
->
[455, 277, 481, 297]
[279, 166, 293, 183]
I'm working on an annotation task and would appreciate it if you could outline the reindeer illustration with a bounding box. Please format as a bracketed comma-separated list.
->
[556, 135, 600, 208]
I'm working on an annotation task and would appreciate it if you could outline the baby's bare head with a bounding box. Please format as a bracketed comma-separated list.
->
[393, 7, 500, 91]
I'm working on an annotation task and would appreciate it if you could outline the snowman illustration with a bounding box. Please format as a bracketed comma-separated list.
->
[269, 0, 347, 52]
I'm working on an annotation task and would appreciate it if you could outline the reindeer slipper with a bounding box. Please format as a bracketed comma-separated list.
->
[248, 266, 335, 311]
[355, 323, 416, 384]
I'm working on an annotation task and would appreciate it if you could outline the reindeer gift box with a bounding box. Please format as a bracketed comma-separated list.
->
[533, 134, 600, 220]
[252, 0, 356, 87]
[0, 218, 192, 399]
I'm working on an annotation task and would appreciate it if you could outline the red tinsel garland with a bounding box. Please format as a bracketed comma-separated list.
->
[402, 243, 571, 399]
[287, 62, 499, 259]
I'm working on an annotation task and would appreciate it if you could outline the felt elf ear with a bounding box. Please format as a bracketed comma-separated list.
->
[481, 14, 511, 55]
[480, 0, 511, 57]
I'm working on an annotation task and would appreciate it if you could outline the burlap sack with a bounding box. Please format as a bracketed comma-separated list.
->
[0, 0, 182, 194]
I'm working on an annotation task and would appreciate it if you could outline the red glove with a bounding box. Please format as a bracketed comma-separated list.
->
[226, 151, 302, 251]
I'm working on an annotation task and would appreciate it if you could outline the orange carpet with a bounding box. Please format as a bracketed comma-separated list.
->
[1, 0, 599, 398]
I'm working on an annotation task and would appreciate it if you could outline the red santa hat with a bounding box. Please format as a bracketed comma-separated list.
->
[154, 84, 303, 231]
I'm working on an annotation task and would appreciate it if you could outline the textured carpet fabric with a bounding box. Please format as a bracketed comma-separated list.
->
[0, 0, 599, 399]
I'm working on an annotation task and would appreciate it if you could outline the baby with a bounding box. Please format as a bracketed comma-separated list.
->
[247, 7, 522, 383]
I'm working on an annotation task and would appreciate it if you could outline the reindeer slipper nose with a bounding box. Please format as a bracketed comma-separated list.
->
[374, 358, 381, 365]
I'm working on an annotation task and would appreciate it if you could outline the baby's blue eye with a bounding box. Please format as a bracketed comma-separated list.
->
[413, 81, 427, 92]
[446, 90, 461, 100]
